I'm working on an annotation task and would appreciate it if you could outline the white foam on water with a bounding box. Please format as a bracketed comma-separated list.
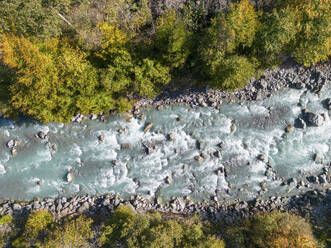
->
[0, 164, 6, 175]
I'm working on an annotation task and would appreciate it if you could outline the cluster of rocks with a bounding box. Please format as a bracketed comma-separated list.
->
[6, 139, 20, 156]
[0, 186, 329, 227]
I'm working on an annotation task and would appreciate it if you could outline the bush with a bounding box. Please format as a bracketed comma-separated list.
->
[225, 212, 319, 248]
[100, 205, 225, 248]
[42, 215, 93, 247]
[0, 215, 14, 247]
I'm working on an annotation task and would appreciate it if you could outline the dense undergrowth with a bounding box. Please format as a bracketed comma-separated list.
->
[0, 0, 330, 122]
[0, 205, 328, 248]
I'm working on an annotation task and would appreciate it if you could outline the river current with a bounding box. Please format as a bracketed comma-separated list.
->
[0, 85, 330, 201]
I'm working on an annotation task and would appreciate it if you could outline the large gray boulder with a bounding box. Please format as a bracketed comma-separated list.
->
[303, 112, 324, 127]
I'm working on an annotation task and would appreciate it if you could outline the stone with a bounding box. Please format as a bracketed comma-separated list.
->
[307, 176, 319, 184]
[120, 143, 131, 150]
[194, 155, 203, 162]
[313, 153, 318, 162]
[38, 131, 47, 139]
[230, 124, 236, 133]
[6, 140, 15, 149]
[156, 105, 163, 111]
[51, 144, 57, 151]
[303, 112, 324, 127]
[167, 133, 175, 141]
[182, 164, 188, 170]
[257, 154, 265, 161]
[260, 182, 266, 190]
[214, 150, 222, 158]
[145, 146, 153, 155]
[165, 176, 172, 184]
[66, 172, 74, 183]
[98, 134, 105, 142]
[295, 82, 305, 89]
[11, 148, 17, 156]
[287, 178, 297, 188]
[285, 124, 294, 133]
[295, 118, 306, 129]
[319, 175, 327, 184]
[217, 142, 225, 149]
[324, 98, 331, 110]
[196, 140, 204, 150]
[143, 122, 153, 132]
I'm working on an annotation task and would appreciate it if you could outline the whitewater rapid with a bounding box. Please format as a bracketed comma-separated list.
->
[0, 85, 330, 201]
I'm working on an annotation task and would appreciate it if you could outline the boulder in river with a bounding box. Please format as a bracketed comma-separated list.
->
[257, 154, 265, 161]
[194, 155, 204, 162]
[196, 140, 204, 150]
[143, 122, 153, 132]
[285, 124, 294, 133]
[295, 118, 306, 129]
[66, 172, 74, 183]
[6, 140, 15, 149]
[303, 112, 324, 127]
[98, 134, 105, 142]
[323, 98, 331, 110]
[11, 148, 17, 156]
[38, 131, 47, 139]
[167, 133, 175, 141]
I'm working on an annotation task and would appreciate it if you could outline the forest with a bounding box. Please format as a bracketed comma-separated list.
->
[0, 0, 330, 123]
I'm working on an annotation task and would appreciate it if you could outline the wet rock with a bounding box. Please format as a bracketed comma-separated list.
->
[6, 140, 15, 149]
[165, 176, 172, 184]
[182, 164, 188, 170]
[303, 112, 324, 127]
[230, 124, 236, 133]
[38, 131, 47, 139]
[167, 133, 175, 141]
[260, 182, 266, 190]
[156, 105, 163, 111]
[214, 150, 222, 158]
[144, 122, 153, 132]
[295, 118, 306, 129]
[120, 143, 131, 150]
[313, 153, 318, 162]
[285, 124, 294, 133]
[112, 160, 119, 166]
[217, 142, 225, 149]
[145, 146, 153, 155]
[51, 144, 57, 151]
[257, 154, 265, 161]
[200, 153, 207, 159]
[323, 98, 331, 110]
[98, 134, 105, 142]
[194, 155, 204, 162]
[66, 172, 74, 183]
[11, 148, 17, 156]
[196, 140, 204, 150]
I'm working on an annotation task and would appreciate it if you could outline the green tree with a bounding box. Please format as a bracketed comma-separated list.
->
[154, 10, 193, 69]
[0, 0, 62, 40]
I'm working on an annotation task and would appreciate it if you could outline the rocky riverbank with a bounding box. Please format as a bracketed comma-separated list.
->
[0, 186, 330, 227]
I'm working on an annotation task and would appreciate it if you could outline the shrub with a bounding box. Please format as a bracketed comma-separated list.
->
[100, 205, 225, 248]
[42, 215, 93, 247]
[225, 212, 319, 248]
[0, 215, 14, 247]
[23, 210, 53, 241]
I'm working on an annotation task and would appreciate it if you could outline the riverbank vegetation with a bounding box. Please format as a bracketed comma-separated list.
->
[0, 205, 328, 247]
[0, 0, 330, 122]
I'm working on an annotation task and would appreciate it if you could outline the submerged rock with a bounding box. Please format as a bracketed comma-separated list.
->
[194, 155, 204, 162]
[6, 140, 15, 149]
[120, 143, 131, 150]
[257, 154, 265, 161]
